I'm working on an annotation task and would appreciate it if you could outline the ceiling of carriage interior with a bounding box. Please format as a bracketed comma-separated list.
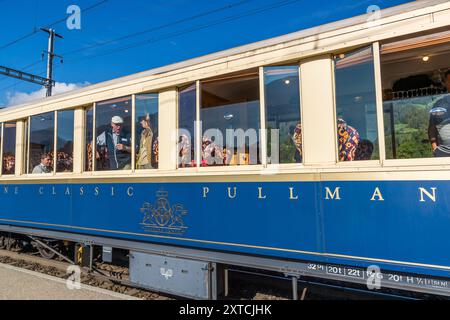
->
[381, 29, 450, 90]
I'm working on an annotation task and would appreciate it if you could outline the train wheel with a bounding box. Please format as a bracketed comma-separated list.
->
[36, 243, 57, 260]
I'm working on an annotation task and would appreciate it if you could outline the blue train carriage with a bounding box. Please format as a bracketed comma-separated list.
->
[1, 0, 450, 299]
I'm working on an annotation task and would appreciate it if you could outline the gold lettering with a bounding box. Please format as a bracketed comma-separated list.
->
[228, 187, 237, 199]
[127, 187, 134, 197]
[94, 187, 100, 196]
[419, 187, 437, 202]
[289, 187, 299, 200]
[39, 187, 44, 195]
[80, 187, 84, 196]
[258, 187, 267, 199]
[203, 187, 209, 198]
[65, 187, 71, 196]
[325, 187, 341, 200]
[370, 187, 384, 201]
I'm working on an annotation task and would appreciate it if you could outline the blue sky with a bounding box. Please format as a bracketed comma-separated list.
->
[0, 0, 411, 107]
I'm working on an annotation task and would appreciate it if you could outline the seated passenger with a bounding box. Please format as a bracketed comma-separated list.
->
[3, 155, 15, 174]
[136, 114, 153, 170]
[337, 118, 360, 161]
[202, 136, 224, 166]
[291, 123, 302, 163]
[32, 153, 53, 174]
[355, 139, 374, 160]
[152, 137, 159, 167]
[178, 134, 192, 167]
[428, 70, 450, 157]
[96, 116, 131, 170]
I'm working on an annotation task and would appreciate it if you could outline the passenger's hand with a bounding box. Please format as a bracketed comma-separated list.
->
[117, 144, 130, 152]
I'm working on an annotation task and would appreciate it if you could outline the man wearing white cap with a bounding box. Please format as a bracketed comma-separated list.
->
[96, 115, 132, 170]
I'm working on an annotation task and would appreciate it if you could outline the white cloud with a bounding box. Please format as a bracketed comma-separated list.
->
[6, 82, 90, 106]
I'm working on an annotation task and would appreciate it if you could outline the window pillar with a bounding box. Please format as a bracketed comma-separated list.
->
[158, 88, 178, 170]
[373, 42, 386, 164]
[73, 108, 85, 174]
[15, 120, 26, 176]
[300, 55, 336, 165]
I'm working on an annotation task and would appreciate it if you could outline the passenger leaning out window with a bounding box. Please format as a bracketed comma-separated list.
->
[96, 116, 132, 170]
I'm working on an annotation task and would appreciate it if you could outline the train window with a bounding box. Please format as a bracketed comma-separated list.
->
[95, 96, 132, 171]
[334, 46, 379, 161]
[381, 31, 450, 159]
[264, 66, 302, 164]
[2, 122, 16, 175]
[85, 107, 94, 171]
[178, 84, 197, 168]
[0, 123, 2, 174]
[135, 93, 158, 170]
[0, 124, 2, 174]
[56, 110, 74, 173]
[201, 70, 260, 166]
[29, 112, 55, 174]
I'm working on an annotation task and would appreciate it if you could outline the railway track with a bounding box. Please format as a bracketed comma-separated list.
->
[0, 248, 425, 300]
[0, 249, 172, 300]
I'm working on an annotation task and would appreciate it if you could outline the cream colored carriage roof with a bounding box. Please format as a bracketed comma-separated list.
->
[0, 0, 449, 114]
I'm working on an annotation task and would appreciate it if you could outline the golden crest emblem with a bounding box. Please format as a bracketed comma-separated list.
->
[140, 189, 188, 235]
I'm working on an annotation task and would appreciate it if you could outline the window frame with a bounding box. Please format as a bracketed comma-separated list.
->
[197, 70, 264, 171]
[86, 93, 161, 176]
[26, 110, 76, 177]
[0, 123, 3, 177]
[133, 92, 160, 173]
[55, 109, 76, 175]
[377, 33, 450, 167]
[332, 43, 383, 167]
[0, 121, 19, 177]
[262, 64, 306, 170]
[89, 98, 131, 176]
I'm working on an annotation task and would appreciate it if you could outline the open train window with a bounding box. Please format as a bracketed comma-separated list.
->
[135, 93, 158, 170]
[28, 112, 55, 174]
[95, 96, 132, 171]
[200, 70, 261, 167]
[178, 84, 197, 168]
[56, 110, 74, 173]
[381, 30, 450, 159]
[334, 46, 379, 162]
[264, 66, 302, 164]
[85, 106, 94, 171]
[0, 123, 2, 175]
[2, 122, 16, 175]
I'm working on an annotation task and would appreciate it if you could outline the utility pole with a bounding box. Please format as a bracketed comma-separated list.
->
[41, 28, 63, 97]
[0, 28, 63, 99]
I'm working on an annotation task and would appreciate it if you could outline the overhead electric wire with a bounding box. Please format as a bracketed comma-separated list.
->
[66, 0, 303, 63]
[0, 0, 107, 90]
[0, 0, 108, 51]
[0, 0, 248, 87]
[1, 0, 303, 95]
[62, 0, 253, 56]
